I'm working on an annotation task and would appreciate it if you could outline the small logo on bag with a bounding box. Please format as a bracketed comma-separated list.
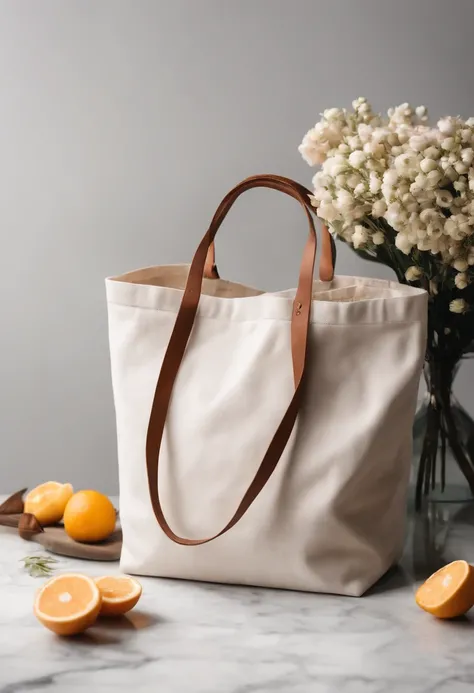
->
[296, 302, 302, 316]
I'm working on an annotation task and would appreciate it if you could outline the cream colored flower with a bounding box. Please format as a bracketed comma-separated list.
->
[425, 146, 440, 160]
[405, 266, 423, 282]
[352, 225, 368, 248]
[429, 280, 438, 295]
[372, 231, 385, 245]
[348, 150, 366, 169]
[453, 258, 469, 272]
[317, 200, 339, 223]
[438, 117, 456, 136]
[450, 298, 469, 314]
[442, 137, 456, 151]
[435, 190, 453, 208]
[372, 199, 387, 218]
[455, 273, 469, 289]
[300, 99, 474, 268]
[455, 161, 469, 175]
[395, 233, 413, 255]
[369, 173, 382, 193]
[420, 158, 438, 174]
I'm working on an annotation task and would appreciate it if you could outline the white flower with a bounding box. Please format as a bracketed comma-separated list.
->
[435, 190, 453, 208]
[424, 146, 440, 160]
[317, 200, 339, 223]
[455, 273, 469, 289]
[409, 135, 428, 152]
[346, 173, 362, 189]
[445, 165, 459, 182]
[455, 161, 469, 175]
[323, 108, 341, 120]
[386, 201, 403, 227]
[369, 173, 382, 193]
[336, 189, 353, 209]
[442, 137, 456, 151]
[372, 199, 387, 218]
[426, 170, 442, 187]
[438, 117, 456, 136]
[405, 266, 423, 282]
[420, 158, 438, 173]
[453, 258, 469, 271]
[395, 233, 413, 254]
[325, 155, 348, 177]
[352, 225, 368, 248]
[352, 97, 367, 110]
[348, 150, 366, 168]
[347, 135, 361, 149]
[454, 178, 467, 192]
[300, 100, 474, 270]
[372, 231, 385, 245]
[357, 124, 372, 143]
[450, 298, 469, 314]
[383, 170, 399, 186]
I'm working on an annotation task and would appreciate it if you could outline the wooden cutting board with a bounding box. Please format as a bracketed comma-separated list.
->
[0, 489, 122, 561]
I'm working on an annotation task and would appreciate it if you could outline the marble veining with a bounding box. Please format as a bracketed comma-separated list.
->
[1, 497, 474, 692]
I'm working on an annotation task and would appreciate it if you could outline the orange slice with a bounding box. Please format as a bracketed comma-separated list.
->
[34, 573, 101, 635]
[24, 482, 74, 525]
[415, 560, 474, 619]
[94, 575, 142, 616]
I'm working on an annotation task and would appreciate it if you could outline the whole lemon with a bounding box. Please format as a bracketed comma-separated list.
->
[63, 490, 116, 543]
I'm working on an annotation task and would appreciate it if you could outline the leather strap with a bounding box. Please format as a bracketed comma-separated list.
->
[203, 174, 335, 282]
[203, 242, 219, 279]
[146, 175, 323, 546]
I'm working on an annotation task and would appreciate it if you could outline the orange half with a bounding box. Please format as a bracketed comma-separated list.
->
[34, 573, 101, 635]
[95, 575, 142, 616]
[24, 482, 73, 525]
[415, 560, 474, 619]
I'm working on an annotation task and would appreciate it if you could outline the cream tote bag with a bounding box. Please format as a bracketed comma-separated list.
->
[106, 174, 427, 596]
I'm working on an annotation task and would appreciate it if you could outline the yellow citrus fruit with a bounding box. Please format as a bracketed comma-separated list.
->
[415, 560, 474, 618]
[94, 575, 142, 616]
[63, 490, 116, 543]
[34, 573, 101, 636]
[24, 482, 74, 525]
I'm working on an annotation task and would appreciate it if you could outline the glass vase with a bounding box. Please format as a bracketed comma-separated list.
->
[414, 360, 474, 509]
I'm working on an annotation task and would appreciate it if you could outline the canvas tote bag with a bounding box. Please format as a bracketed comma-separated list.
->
[106, 174, 427, 596]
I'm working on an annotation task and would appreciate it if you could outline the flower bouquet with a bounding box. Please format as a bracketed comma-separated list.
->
[300, 98, 474, 508]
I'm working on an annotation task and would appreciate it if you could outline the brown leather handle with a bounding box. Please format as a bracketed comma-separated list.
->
[146, 175, 321, 546]
[204, 174, 335, 282]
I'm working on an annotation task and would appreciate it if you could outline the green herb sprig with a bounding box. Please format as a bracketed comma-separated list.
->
[21, 554, 58, 578]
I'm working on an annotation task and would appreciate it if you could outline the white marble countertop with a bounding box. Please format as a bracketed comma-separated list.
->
[1, 497, 474, 693]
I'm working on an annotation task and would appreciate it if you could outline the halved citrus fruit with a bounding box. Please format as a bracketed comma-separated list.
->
[34, 573, 101, 635]
[94, 575, 142, 616]
[415, 560, 474, 619]
[24, 482, 74, 525]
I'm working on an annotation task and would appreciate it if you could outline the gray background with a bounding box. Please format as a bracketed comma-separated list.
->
[2, 0, 474, 493]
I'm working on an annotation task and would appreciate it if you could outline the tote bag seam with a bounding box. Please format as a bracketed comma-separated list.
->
[107, 300, 425, 326]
